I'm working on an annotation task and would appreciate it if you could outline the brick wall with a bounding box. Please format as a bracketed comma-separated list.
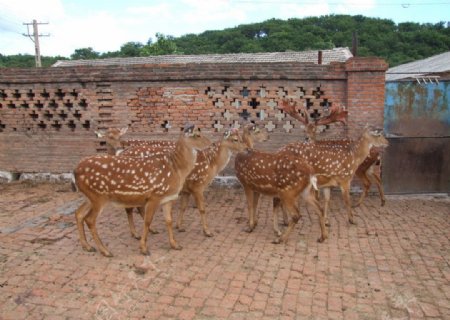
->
[0, 57, 387, 176]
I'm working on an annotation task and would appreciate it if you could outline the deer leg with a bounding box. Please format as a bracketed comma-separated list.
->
[340, 181, 355, 225]
[176, 192, 190, 232]
[273, 195, 300, 244]
[282, 203, 289, 226]
[272, 198, 282, 237]
[139, 200, 159, 256]
[84, 201, 111, 257]
[322, 187, 331, 227]
[353, 171, 370, 208]
[371, 172, 386, 206]
[75, 201, 95, 252]
[192, 190, 213, 237]
[244, 187, 257, 232]
[304, 188, 328, 243]
[126, 207, 141, 239]
[163, 201, 182, 250]
[137, 207, 159, 234]
[253, 192, 260, 227]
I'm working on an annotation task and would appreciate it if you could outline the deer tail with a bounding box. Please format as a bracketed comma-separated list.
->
[310, 175, 318, 191]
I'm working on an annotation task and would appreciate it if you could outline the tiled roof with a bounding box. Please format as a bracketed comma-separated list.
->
[386, 51, 450, 81]
[52, 48, 353, 67]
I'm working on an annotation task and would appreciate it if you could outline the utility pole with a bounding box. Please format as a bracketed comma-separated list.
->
[23, 20, 49, 67]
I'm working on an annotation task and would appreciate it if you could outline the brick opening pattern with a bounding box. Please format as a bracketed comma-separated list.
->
[128, 85, 339, 136]
[0, 88, 91, 133]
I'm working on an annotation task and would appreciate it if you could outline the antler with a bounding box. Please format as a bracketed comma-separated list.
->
[314, 105, 348, 126]
[279, 99, 309, 125]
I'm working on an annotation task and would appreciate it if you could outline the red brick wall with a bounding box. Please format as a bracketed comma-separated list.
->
[0, 57, 387, 175]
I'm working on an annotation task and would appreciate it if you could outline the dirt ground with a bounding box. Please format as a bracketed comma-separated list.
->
[0, 181, 449, 320]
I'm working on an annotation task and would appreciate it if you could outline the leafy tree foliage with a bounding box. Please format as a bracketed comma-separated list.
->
[70, 47, 100, 60]
[0, 53, 66, 68]
[1, 15, 449, 68]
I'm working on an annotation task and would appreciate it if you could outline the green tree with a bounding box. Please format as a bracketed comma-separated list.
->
[119, 42, 144, 57]
[70, 47, 100, 60]
[141, 33, 179, 56]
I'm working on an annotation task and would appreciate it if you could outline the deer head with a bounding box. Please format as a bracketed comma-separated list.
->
[222, 128, 247, 152]
[95, 126, 129, 155]
[242, 123, 269, 148]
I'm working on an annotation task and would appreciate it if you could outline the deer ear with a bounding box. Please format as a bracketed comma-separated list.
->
[95, 130, 105, 138]
[119, 127, 128, 136]
[223, 130, 231, 139]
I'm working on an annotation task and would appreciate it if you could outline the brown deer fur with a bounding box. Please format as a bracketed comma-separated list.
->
[74, 125, 210, 256]
[279, 127, 389, 225]
[121, 129, 247, 237]
[279, 100, 386, 208]
[235, 124, 327, 243]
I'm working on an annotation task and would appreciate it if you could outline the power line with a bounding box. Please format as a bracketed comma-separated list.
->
[22, 20, 50, 68]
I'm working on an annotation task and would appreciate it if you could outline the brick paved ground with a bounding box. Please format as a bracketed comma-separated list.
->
[0, 181, 449, 320]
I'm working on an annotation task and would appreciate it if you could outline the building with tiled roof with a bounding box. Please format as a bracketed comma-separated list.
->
[52, 47, 353, 67]
[386, 51, 450, 82]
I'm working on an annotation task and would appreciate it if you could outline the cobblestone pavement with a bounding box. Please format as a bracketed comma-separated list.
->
[0, 181, 449, 320]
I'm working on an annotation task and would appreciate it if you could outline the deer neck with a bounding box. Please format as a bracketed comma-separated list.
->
[170, 137, 198, 178]
[242, 131, 254, 148]
[214, 142, 234, 173]
[351, 135, 373, 167]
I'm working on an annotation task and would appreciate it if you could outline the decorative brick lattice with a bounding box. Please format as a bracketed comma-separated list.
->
[128, 85, 339, 135]
[0, 88, 92, 133]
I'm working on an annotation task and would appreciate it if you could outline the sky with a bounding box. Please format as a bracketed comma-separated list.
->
[1, 0, 449, 57]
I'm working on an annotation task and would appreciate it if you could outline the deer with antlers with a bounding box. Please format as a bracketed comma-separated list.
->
[120, 128, 247, 238]
[280, 100, 387, 208]
[278, 100, 389, 225]
[235, 124, 328, 243]
[74, 124, 210, 256]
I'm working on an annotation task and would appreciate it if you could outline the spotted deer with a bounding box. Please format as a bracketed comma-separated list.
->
[280, 100, 387, 208]
[235, 124, 328, 243]
[95, 126, 174, 235]
[278, 117, 389, 225]
[74, 124, 211, 256]
[121, 128, 247, 237]
[241, 123, 289, 231]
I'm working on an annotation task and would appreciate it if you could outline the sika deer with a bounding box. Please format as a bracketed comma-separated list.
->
[280, 99, 386, 208]
[235, 126, 327, 243]
[122, 129, 246, 237]
[74, 124, 210, 256]
[279, 126, 389, 226]
[241, 123, 288, 230]
[95, 126, 171, 236]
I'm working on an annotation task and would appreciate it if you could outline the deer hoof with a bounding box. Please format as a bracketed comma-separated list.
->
[83, 245, 96, 252]
[381, 200, 386, 207]
[177, 227, 186, 233]
[101, 251, 113, 258]
[244, 226, 255, 233]
[274, 230, 282, 237]
[317, 237, 325, 243]
[349, 219, 356, 225]
[172, 244, 183, 250]
[140, 248, 151, 256]
[204, 231, 213, 237]
[272, 238, 282, 244]
[149, 228, 159, 235]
